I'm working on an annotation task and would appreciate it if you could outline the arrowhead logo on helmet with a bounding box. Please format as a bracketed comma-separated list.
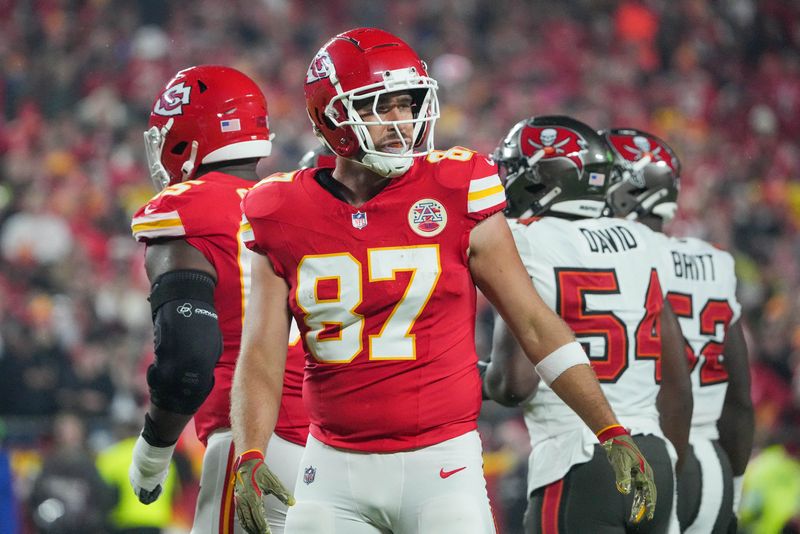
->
[306, 51, 334, 83]
[154, 83, 191, 117]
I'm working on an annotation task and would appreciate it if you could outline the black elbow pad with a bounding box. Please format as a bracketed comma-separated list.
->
[147, 270, 223, 415]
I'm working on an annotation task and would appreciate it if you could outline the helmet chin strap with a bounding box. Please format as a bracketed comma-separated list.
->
[359, 152, 413, 178]
[532, 186, 563, 215]
[638, 187, 668, 213]
[180, 141, 200, 181]
[354, 120, 414, 177]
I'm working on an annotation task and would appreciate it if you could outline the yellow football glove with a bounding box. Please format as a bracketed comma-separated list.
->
[232, 449, 295, 534]
[597, 425, 657, 524]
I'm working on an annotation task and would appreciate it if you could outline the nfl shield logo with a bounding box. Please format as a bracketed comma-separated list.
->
[303, 465, 317, 485]
[351, 211, 368, 230]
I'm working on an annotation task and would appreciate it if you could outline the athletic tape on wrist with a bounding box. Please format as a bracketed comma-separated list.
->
[534, 341, 590, 387]
[132, 433, 177, 474]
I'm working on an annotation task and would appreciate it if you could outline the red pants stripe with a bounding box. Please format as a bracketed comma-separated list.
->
[219, 442, 236, 534]
[541, 479, 564, 534]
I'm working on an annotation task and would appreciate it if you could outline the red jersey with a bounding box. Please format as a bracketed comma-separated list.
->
[241, 148, 506, 452]
[131, 173, 308, 446]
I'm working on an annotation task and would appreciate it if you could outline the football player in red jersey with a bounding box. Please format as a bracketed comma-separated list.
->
[485, 116, 692, 533]
[603, 128, 754, 533]
[129, 65, 303, 534]
[230, 28, 655, 534]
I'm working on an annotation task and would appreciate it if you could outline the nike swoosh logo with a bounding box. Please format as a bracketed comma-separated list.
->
[144, 205, 156, 215]
[439, 467, 467, 479]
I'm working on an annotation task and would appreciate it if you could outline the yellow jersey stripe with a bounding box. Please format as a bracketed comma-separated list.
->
[132, 228, 187, 241]
[131, 218, 184, 232]
[468, 190, 506, 213]
[468, 174, 501, 191]
[468, 184, 504, 201]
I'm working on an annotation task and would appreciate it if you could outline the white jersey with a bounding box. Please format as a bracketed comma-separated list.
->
[656, 235, 741, 441]
[509, 216, 671, 492]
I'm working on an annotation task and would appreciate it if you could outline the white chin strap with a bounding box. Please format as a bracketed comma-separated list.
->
[179, 140, 199, 181]
[652, 201, 677, 222]
[359, 152, 413, 178]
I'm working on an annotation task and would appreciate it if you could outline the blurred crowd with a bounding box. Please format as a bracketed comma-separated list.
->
[0, 0, 799, 532]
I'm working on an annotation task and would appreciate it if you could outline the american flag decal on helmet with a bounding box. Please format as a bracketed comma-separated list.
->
[220, 118, 241, 132]
[588, 172, 606, 186]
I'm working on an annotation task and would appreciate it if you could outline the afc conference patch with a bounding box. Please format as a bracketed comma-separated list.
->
[303, 465, 317, 485]
[408, 198, 447, 237]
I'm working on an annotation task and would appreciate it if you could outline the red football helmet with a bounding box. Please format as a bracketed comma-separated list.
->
[602, 128, 681, 222]
[304, 28, 439, 178]
[144, 65, 272, 190]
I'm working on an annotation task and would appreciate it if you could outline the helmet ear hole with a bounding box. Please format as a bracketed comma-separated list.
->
[525, 182, 547, 195]
[315, 109, 336, 131]
[171, 141, 188, 155]
[197, 80, 208, 93]
[408, 88, 427, 118]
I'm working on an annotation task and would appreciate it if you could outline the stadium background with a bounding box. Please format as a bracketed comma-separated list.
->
[0, 0, 798, 532]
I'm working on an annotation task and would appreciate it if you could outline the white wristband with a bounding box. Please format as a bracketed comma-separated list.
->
[535, 341, 590, 387]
